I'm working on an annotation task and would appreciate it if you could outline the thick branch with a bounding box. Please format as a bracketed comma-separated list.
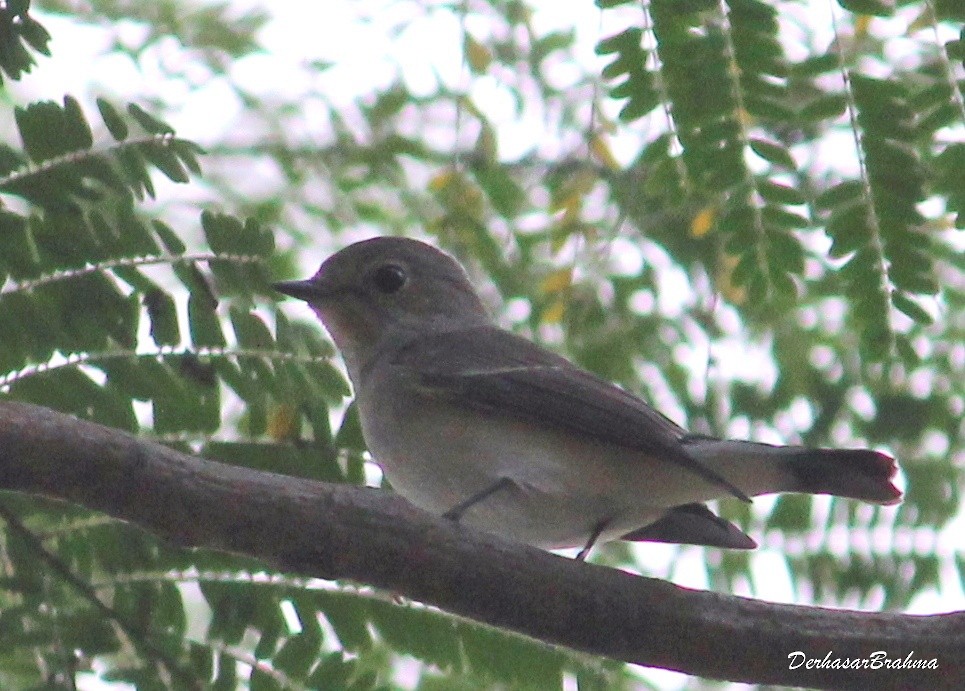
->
[0, 401, 961, 689]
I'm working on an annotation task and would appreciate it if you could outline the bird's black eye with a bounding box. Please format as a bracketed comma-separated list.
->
[371, 263, 407, 294]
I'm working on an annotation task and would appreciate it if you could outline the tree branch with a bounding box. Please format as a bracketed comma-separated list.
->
[0, 401, 960, 689]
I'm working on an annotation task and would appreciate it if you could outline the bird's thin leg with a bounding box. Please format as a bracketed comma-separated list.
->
[442, 477, 514, 522]
[577, 518, 612, 561]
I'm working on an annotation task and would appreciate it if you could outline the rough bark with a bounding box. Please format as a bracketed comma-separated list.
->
[0, 401, 961, 689]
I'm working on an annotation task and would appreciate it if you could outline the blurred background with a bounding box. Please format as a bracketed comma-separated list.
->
[0, 0, 962, 688]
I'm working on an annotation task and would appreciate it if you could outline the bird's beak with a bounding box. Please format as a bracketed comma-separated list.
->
[272, 279, 323, 302]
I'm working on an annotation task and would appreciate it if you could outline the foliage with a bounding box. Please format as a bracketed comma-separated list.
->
[0, 0, 961, 688]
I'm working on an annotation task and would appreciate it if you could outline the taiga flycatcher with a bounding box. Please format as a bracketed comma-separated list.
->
[274, 237, 901, 558]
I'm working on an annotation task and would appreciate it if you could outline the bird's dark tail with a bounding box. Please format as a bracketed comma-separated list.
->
[784, 447, 902, 504]
[683, 438, 903, 504]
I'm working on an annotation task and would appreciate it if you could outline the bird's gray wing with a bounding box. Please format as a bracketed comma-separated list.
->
[391, 325, 749, 502]
[621, 503, 756, 549]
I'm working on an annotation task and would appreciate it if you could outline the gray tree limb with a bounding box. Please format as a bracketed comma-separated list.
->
[0, 401, 961, 689]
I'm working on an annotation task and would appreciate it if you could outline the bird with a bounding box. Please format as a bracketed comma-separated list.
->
[274, 236, 902, 558]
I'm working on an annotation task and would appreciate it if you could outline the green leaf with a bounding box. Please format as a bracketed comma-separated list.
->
[749, 138, 795, 168]
[127, 103, 175, 135]
[596, 28, 642, 56]
[815, 180, 865, 210]
[187, 291, 225, 348]
[97, 98, 129, 142]
[308, 652, 356, 689]
[745, 95, 795, 120]
[116, 146, 155, 199]
[826, 201, 870, 257]
[152, 219, 187, 254]
[474, 166, 526, 218]
[63, 96, 94, 150]
[170, 138, 204, 174]
[334, 402, 366, 453]
[757, 180, 807, 206]
[271, 633, 320, 680]
[144, 288, 180, 346]
[838, 0, 896, 18]
[799, 93, 847, 121]
[891, 291, 933, 325]
[791, 53, 838, 76]
[596, 0, 636, 8]
[19, 16, 52, 56]
[6, 0, 30, 16]
[767, 230, 805, 273]
[141, 141, 189, 183]
[230, 308, 273, 349]
[762, 205, 810, 228]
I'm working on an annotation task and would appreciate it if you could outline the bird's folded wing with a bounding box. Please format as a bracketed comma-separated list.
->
[621, 503, 757, 549]
[392, 326, 749, 501]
